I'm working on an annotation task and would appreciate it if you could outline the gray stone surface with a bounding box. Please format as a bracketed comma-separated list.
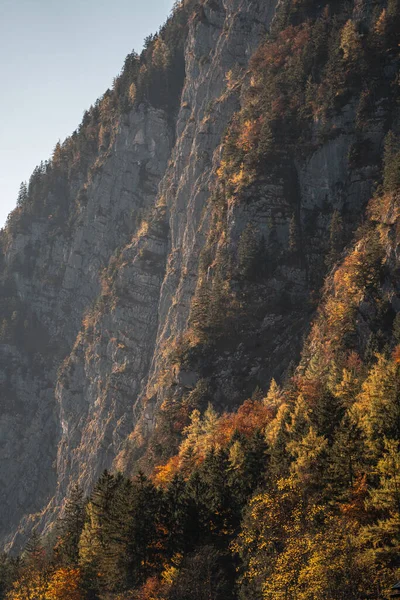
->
[0, 0, 393, 552]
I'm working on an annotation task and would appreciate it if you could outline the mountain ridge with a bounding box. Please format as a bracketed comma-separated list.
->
[1, 2, 400, 597]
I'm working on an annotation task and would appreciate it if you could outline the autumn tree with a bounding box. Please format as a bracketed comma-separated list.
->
[7, 533, 49, 600]
[46, 568, 83, 600]
[361, 438, 400, 581]
[352, 355, 400, 459]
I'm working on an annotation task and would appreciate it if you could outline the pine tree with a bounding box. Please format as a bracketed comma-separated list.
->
[288, 213, 301, 259]
[326, 209, 344, 269]
[383, 131, 400, 192]
[125, 472, 164, 588]
[55, 484, 85, 567]
[16, 182, 28, 208]
[237, 224, 260, 281]
[353, 355, 400, 458]
[163, 475, 193, 557]
[328, 413, 366, 498]
[361, 439, 400, 573]
[241, 431, 269, 497]
[79, 471, 131, 593]
[196, 448, 238, 538]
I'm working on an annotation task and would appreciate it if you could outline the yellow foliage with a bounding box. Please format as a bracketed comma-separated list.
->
[237, 120, 259, 152]
[129, 82, 137, 104]
[152, 38, 170, 70]
[229, 166, 248, 192]
[340, 19, 362, 62]
[374, 9, 388, 38]
[46, 568, 82, 600]
[352, 354, 400, 455]
[153, 455, 181, 487]
[7, 571, 48, 600]
[216, 159, 229, 180]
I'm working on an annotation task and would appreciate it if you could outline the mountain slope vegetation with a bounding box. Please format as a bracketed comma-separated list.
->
[1, 0, 400, 598]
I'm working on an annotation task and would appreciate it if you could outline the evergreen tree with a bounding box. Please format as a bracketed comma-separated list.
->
[326, 209, 344, 269]
[196, 448, 238, 539]
[125, 473, 164, 588]
[79, 471, 131, 593]
[328, 413, 366, 499]
[0, 554, 18, 600]
[361, 439, 400, 574]
[383, 131, 400, 192]
[237, 224, 260, 281]
[16, 182, 28, 208]
[288, 213, 301, 260]
[55, 484, 85, 567]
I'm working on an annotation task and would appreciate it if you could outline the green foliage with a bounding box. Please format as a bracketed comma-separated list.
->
[237, 224, 268, 281]
[326, 209, 344, 270]
[0, 554, 18, 600]
[383, 131, 400, 192]
[55, 485, 85, 567]
[5, 1, 400, 599]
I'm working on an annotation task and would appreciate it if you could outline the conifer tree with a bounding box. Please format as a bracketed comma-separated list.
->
[288, 213, 301, 258]
[326, 209, 344, 269]
[16, 183, 28, 208]
[125, 473, 164, 588]
[79, 471, 130, 593]
[55, 484, 85, 567]
[361, 439, 400, 576]
[237, 224, 259, 281]
[383, 131, 400, 192]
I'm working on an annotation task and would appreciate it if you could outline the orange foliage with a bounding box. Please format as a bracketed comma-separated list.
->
[152, 399, 274, 486]
[339, 475, 369, 523]
[324, 239, 380, 341]
[46, 568, 83, 600]
[237, 119, 262, 152]
[392, 344, 400, 365]
[204, 399, 275, 449]
[345, 351, 363, 373]
[223, 398, 275, 436]
[133, 576, 167, 600]
[153, 455, 181, 487]
[251, 24, 311, 74]
[295, 377, 324, 408]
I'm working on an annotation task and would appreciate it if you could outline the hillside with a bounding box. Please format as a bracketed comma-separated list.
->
[1, 0, 400, 598]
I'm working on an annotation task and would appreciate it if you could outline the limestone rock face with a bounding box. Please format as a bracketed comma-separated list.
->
[0, 106, 172, 549]
[50, 0, 279, 526]
[0, 0, 395, 551]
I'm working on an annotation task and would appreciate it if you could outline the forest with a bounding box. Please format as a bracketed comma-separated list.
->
[1, 0, 400, 598]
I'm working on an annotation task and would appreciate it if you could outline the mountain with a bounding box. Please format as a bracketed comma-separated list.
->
[1, 0, 400, 597]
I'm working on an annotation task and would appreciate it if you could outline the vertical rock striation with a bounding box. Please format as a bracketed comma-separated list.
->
[1, 0, 397, 551]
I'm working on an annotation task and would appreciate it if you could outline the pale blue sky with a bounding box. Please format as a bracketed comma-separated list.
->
[0, 0, 174, 227]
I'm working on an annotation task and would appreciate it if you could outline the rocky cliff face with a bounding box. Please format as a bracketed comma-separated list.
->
[0, 0, 398, 550]
[0, 107, 173, 548]
[52, 0, 279, 520]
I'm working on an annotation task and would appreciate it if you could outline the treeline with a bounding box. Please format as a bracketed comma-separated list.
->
[3, 178, 400, 598]
[3, 311, 400, 600]
[3, 0, 191, 238]
[0, 420, 268, 600]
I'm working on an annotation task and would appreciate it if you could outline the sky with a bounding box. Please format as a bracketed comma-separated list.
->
[0, 0, 174, 227]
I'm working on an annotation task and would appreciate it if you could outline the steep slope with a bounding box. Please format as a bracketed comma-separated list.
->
[52, 0, 279, 523]
[0, 104, 173, 547]
[0, 7, 186, 547]
[1, 0, 400, 558]
[118, 0, 400, 472]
